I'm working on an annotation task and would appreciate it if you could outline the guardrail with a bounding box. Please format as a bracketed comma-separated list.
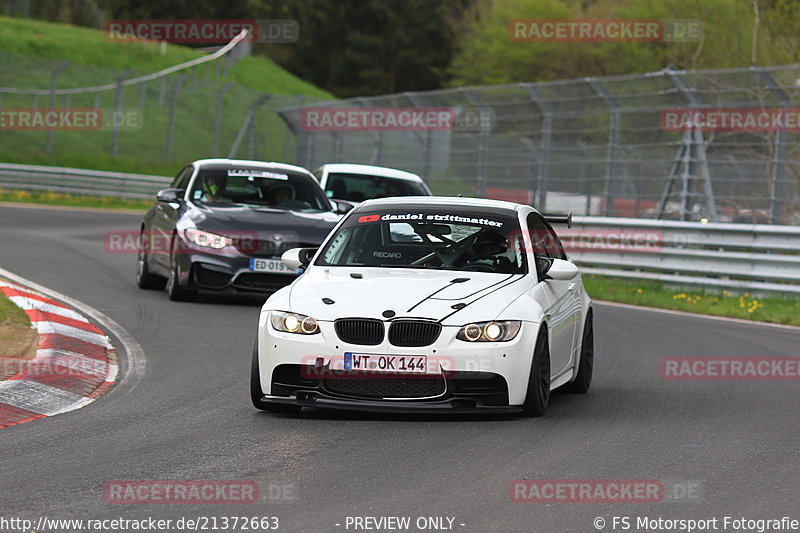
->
[0, 163, 170, 198]
[0, 164, 796, 295]
[569, 216, 800, 295]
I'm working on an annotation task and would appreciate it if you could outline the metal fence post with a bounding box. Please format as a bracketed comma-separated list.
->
[662, 67, 717, 221]
[228, 93, 270, 158]
[755, 68, 789, 224]
[351, 98, 382, 166]
[247, 110, 258, 159]
[111, 69, 132, 157]
[212, 82, 234, 157]
[282, 96, 304, 163]
[588, 78, 621, 217]
[165, 76, 187, 162]
[45, 61, 68, 154]
[521, 83, 552, 210]
[405, 92, 433, 179]
[461, 88, 490, 198]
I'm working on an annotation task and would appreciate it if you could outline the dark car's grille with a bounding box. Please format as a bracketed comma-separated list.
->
[232, 273, 296, 292]
[193, 264, 232, 289]
[334, 319, 384, 345]
[323, 375, 446, 399]
[388, 320, 442, 347]
[235, 238, 316, 258]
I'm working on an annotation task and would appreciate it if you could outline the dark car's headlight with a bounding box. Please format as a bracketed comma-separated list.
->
[270, 311, 320, 335]
[457, 320, 521, 342]
[184, 228, 232, 249]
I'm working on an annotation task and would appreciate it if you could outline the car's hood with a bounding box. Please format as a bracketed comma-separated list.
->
[288, 267, 532, 325]
[186, 205, 340, 244]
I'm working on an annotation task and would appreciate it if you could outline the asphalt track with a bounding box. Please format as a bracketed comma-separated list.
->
[1, 204, 799, 533]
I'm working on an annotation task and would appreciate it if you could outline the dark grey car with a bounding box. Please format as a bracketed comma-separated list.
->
[136, 159, 347, 301]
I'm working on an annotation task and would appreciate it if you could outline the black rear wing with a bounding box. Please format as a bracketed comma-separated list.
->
[543, 212, 573, 228]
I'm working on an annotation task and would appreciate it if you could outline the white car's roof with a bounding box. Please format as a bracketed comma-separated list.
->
[359, 195, 530, 213]
[320, 163, 423, 182]
[194, 158, 314, 177]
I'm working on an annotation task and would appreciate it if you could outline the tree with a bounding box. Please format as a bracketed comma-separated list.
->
[275, 0, 458, 97]
[448, 0, 796, 86]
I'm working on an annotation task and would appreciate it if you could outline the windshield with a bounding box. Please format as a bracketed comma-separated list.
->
[324, 172, 429, 203]
[316, 209, 525, 274]
[190, 167, 331, 212]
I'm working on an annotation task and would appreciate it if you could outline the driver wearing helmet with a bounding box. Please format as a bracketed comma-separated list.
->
[203, 173, 228, 203]
[464, 230, 515, 273]
[268, 182, 295, 206]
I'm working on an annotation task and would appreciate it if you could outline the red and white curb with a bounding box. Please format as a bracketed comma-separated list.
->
[0, 279, 118, 428]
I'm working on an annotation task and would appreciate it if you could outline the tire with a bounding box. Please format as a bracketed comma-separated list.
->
[564, 311, 593, 394]
[250, 340, 302, 414]
[166, 237, 197, 302]
[136, 229, 167, 290]
[522, 327, 551, 417]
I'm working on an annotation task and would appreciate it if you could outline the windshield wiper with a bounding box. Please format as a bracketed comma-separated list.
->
[377, 264, 457, 270]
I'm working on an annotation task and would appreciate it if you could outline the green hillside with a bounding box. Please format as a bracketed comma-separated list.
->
[0, 16, 332, 176]
[0, 16, 331, 97]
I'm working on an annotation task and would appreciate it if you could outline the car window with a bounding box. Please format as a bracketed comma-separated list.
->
[324, 172, 429, 202]
[170, 166, 193, 189]
[317, 210, 526, 274]
[189, 168, 331, 212]
[526, 213, 566, 260]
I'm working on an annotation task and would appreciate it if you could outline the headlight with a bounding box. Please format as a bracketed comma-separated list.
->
[184, 228, 232, 249]
[456, 320, 521, 342]
[270, 311, 320, 335]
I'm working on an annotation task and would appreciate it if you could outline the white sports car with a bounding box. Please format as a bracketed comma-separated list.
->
[250, 197, 593, 416]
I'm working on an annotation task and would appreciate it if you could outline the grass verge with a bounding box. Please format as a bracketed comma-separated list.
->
[0, 290, 38, 369]
[583, 275, 800, 327]
[0, 188, 151, 211]
[0, 291, 30, 328]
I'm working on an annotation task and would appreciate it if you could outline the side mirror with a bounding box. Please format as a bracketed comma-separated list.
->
[540, 258, 579, 281]
[332, 200, 354, 214]
[282, 247, 318, 270]
[156, 188, 183, 203]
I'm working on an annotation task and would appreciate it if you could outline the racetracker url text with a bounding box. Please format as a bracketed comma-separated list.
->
[0, 515, 279, 532]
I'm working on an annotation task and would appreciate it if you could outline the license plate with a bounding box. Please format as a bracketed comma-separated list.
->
[249, 258, 293, 274]
[340, 353, 431, 374]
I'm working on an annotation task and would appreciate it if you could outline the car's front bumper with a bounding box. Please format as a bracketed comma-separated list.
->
[256, 316, 542, 408]
[175, 248, 298, 293]
[257, 390, 522, 414]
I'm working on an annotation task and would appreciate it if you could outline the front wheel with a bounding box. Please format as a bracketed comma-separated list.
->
[521, 328, 551, 417]
[136, 230, 166, 290]
[564, 311, 593, 394]
[250, 341, 302, 414]
[166, 239, 197, 302]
